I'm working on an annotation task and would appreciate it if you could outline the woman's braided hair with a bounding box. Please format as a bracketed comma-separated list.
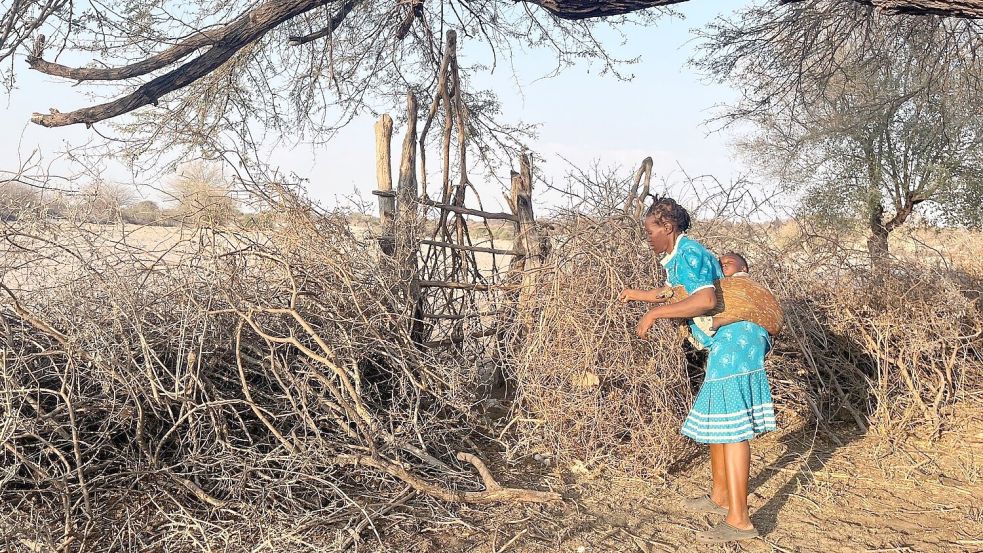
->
[644, 195, 691, 232]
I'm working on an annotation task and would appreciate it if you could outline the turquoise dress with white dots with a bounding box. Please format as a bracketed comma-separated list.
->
[662, 235, 776, 444]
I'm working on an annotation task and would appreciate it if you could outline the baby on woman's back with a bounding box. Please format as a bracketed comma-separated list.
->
[642, 250, 783, 337]
[709, 251, 782, 335]
[719, 251, 750, 278]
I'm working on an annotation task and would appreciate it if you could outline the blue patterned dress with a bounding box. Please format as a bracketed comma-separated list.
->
[662, 235, 776, 444]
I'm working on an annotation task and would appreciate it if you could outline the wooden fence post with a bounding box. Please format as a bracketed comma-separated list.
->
[396, 92, 426, 343]
[510, 153, 542, 325]
[374, 114, 396, 255]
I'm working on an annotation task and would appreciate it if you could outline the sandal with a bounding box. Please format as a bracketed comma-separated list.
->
[694, 521, 760, 543]
[680, 495, 728, 515]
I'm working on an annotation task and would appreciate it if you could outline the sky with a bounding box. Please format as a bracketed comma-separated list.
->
[0, 2, 757, 214]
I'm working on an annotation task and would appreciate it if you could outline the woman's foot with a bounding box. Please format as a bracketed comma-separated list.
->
[694, 521, 760, 543]
[680, 494, 728, 515]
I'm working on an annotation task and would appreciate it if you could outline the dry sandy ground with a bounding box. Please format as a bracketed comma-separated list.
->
[400, 416, 983, 553]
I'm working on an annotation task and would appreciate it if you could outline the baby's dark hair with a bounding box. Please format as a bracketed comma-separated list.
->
[723, 251, 750, 272]
[644, 196, 691, 232]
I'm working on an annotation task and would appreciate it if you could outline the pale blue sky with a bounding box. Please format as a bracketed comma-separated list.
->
[0, 2, 755, 212]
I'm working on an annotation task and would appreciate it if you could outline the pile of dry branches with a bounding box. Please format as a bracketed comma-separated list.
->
[506, 215, 695, 477]
[3, 173, 982, 550]
[793, 264, 983, 435]
[0, 194, 557, 551]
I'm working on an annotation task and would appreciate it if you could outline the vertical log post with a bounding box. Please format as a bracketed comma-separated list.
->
[374, 114, 396, 255]
[510, 153, 542, 327]
[447, 30, 474, 289]
[396, 92, 426, 343]
[440, 30, 457, 207]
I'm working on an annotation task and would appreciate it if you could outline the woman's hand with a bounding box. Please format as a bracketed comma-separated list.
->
[636, 307, 661, 338]
[620, 287, 674, 304]
[619, 288, 643, 303]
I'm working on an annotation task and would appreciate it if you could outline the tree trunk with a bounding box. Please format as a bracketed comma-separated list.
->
[867, 201, 891, 265]
[868, 190, 923, 266]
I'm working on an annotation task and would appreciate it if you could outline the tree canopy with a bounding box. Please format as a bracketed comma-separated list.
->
[1, 0, 980, 188]
[696, 0, 983, 257]
[1, 1, 980, 128]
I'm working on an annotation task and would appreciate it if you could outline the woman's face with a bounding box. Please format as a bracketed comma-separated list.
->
[643, 216, 675, 255]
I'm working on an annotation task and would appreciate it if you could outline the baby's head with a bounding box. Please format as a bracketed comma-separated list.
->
[719, 252, 749, 277]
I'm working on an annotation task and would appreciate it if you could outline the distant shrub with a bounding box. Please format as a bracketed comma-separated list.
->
[72, 182, 137, 223]
[167, 162, 240, 227]
[0, 182, 41, 220]
[122, 200, 163, 225]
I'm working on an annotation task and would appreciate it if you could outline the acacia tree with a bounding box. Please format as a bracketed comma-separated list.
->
[742, 69, 983, 259]
[696, 0, 983, 261]
[0, 1, 980, 130]
[0, 0, 980, 199]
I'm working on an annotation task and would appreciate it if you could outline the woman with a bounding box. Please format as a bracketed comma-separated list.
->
[619, 197, 775, 543]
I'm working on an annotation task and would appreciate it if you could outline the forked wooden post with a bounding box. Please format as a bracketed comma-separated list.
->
[624, 156, 653, 218]
[396, 92, 426, 343]
[374, 114, 396, 255]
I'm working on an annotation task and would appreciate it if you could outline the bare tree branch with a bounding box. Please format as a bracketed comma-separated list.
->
[287, 0, 363, 46]
[30, 0, 340, 127]
[27, 27, 226, 81]
[518, 0, 689, 20]
[520, 0, 983, 20]
[2, 0, 979, 142]
[842, 0, 983, 17]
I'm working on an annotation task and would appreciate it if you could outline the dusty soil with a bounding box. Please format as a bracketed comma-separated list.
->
[401, 415, 983, 553]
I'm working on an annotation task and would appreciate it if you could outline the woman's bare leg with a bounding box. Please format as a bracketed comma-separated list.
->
[722, 441, 753, 529]
[709, 443, 728, 508]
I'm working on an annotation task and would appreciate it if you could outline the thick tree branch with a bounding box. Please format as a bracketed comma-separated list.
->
[519, 0, 688, 20]
[523, 0, 983, 19]
[849, 0, 983, 17]
[27, 27, 226, 80]
[31, 0, 337, 127]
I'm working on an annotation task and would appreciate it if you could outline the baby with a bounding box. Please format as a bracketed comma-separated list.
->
[708, 252, 751, 331]
[719, 251, 750, 278]
[647, 251, 782, 338]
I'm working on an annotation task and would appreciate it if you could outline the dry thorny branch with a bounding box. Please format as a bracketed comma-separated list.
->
[0, 188, 557, 550]
[2, 163, 982, 550]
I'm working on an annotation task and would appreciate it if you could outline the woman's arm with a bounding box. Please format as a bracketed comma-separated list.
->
[618, 287, 674, 304]
[636, 287, 717, 337]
